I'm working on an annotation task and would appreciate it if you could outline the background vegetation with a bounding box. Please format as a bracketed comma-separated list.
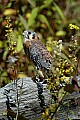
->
[0, 0, 79, 86]
[0, 0, 80, 119]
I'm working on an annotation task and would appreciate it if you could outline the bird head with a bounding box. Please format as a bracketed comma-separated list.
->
[23, 30, 39, 42]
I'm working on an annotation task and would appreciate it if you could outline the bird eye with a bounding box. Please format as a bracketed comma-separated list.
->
[28, 31, 31, 34]
[31, 32, 36, 39]
[32, 35, 35, 39]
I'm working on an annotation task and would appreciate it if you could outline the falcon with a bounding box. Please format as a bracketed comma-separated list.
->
[23, 30, 53, 79]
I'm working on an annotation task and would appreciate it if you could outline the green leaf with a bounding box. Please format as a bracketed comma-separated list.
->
[56, 31, 66, 36]
[0, 41, 4, 48]
[1, 71, 7, 77]
[38, 14, 53, 34]
[28, 7, 39, 28]
[40, 0, 53, 10]
[61, 53, 71, 63]
[3, 48, 9, 60]
[19, 14, 28, 29]
[53, 2, 65, 20]
[28, 0, 36, 7]
[6, 2, 12, 8]
[16, 35, 23, 52]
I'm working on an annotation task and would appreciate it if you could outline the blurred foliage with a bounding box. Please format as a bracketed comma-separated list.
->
[0, 0, 80, 119]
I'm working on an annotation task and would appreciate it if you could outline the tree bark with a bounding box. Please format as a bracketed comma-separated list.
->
[0, 75, 80, 120]
[0, 77, 51, 120]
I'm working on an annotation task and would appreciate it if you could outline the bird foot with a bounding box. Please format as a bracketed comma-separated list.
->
[32, 76, 40, 83]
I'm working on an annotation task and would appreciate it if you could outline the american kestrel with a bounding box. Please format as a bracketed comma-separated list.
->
[23, 30, 53, 79]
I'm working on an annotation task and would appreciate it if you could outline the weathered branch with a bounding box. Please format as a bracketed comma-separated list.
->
[0, 77, 51, 120]
[0, 75, 80, 120]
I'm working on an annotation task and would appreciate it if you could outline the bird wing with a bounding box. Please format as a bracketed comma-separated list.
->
[29, 41, 53, 71]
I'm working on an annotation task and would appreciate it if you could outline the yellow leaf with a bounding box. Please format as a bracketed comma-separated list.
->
[45, 108, 49, 116]
[4, 9, 17, 15]
[26, 13, 31, 19]
[2, 110, 7, 115]
[46, 46, 53, 52]
[18, 72, 27, 78]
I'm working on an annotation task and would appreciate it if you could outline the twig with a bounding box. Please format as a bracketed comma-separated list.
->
[15, 79, 19, 120]
[50, 92, 67, 119]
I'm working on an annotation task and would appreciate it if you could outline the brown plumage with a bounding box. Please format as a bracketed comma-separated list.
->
[23, 30, 53, 78]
